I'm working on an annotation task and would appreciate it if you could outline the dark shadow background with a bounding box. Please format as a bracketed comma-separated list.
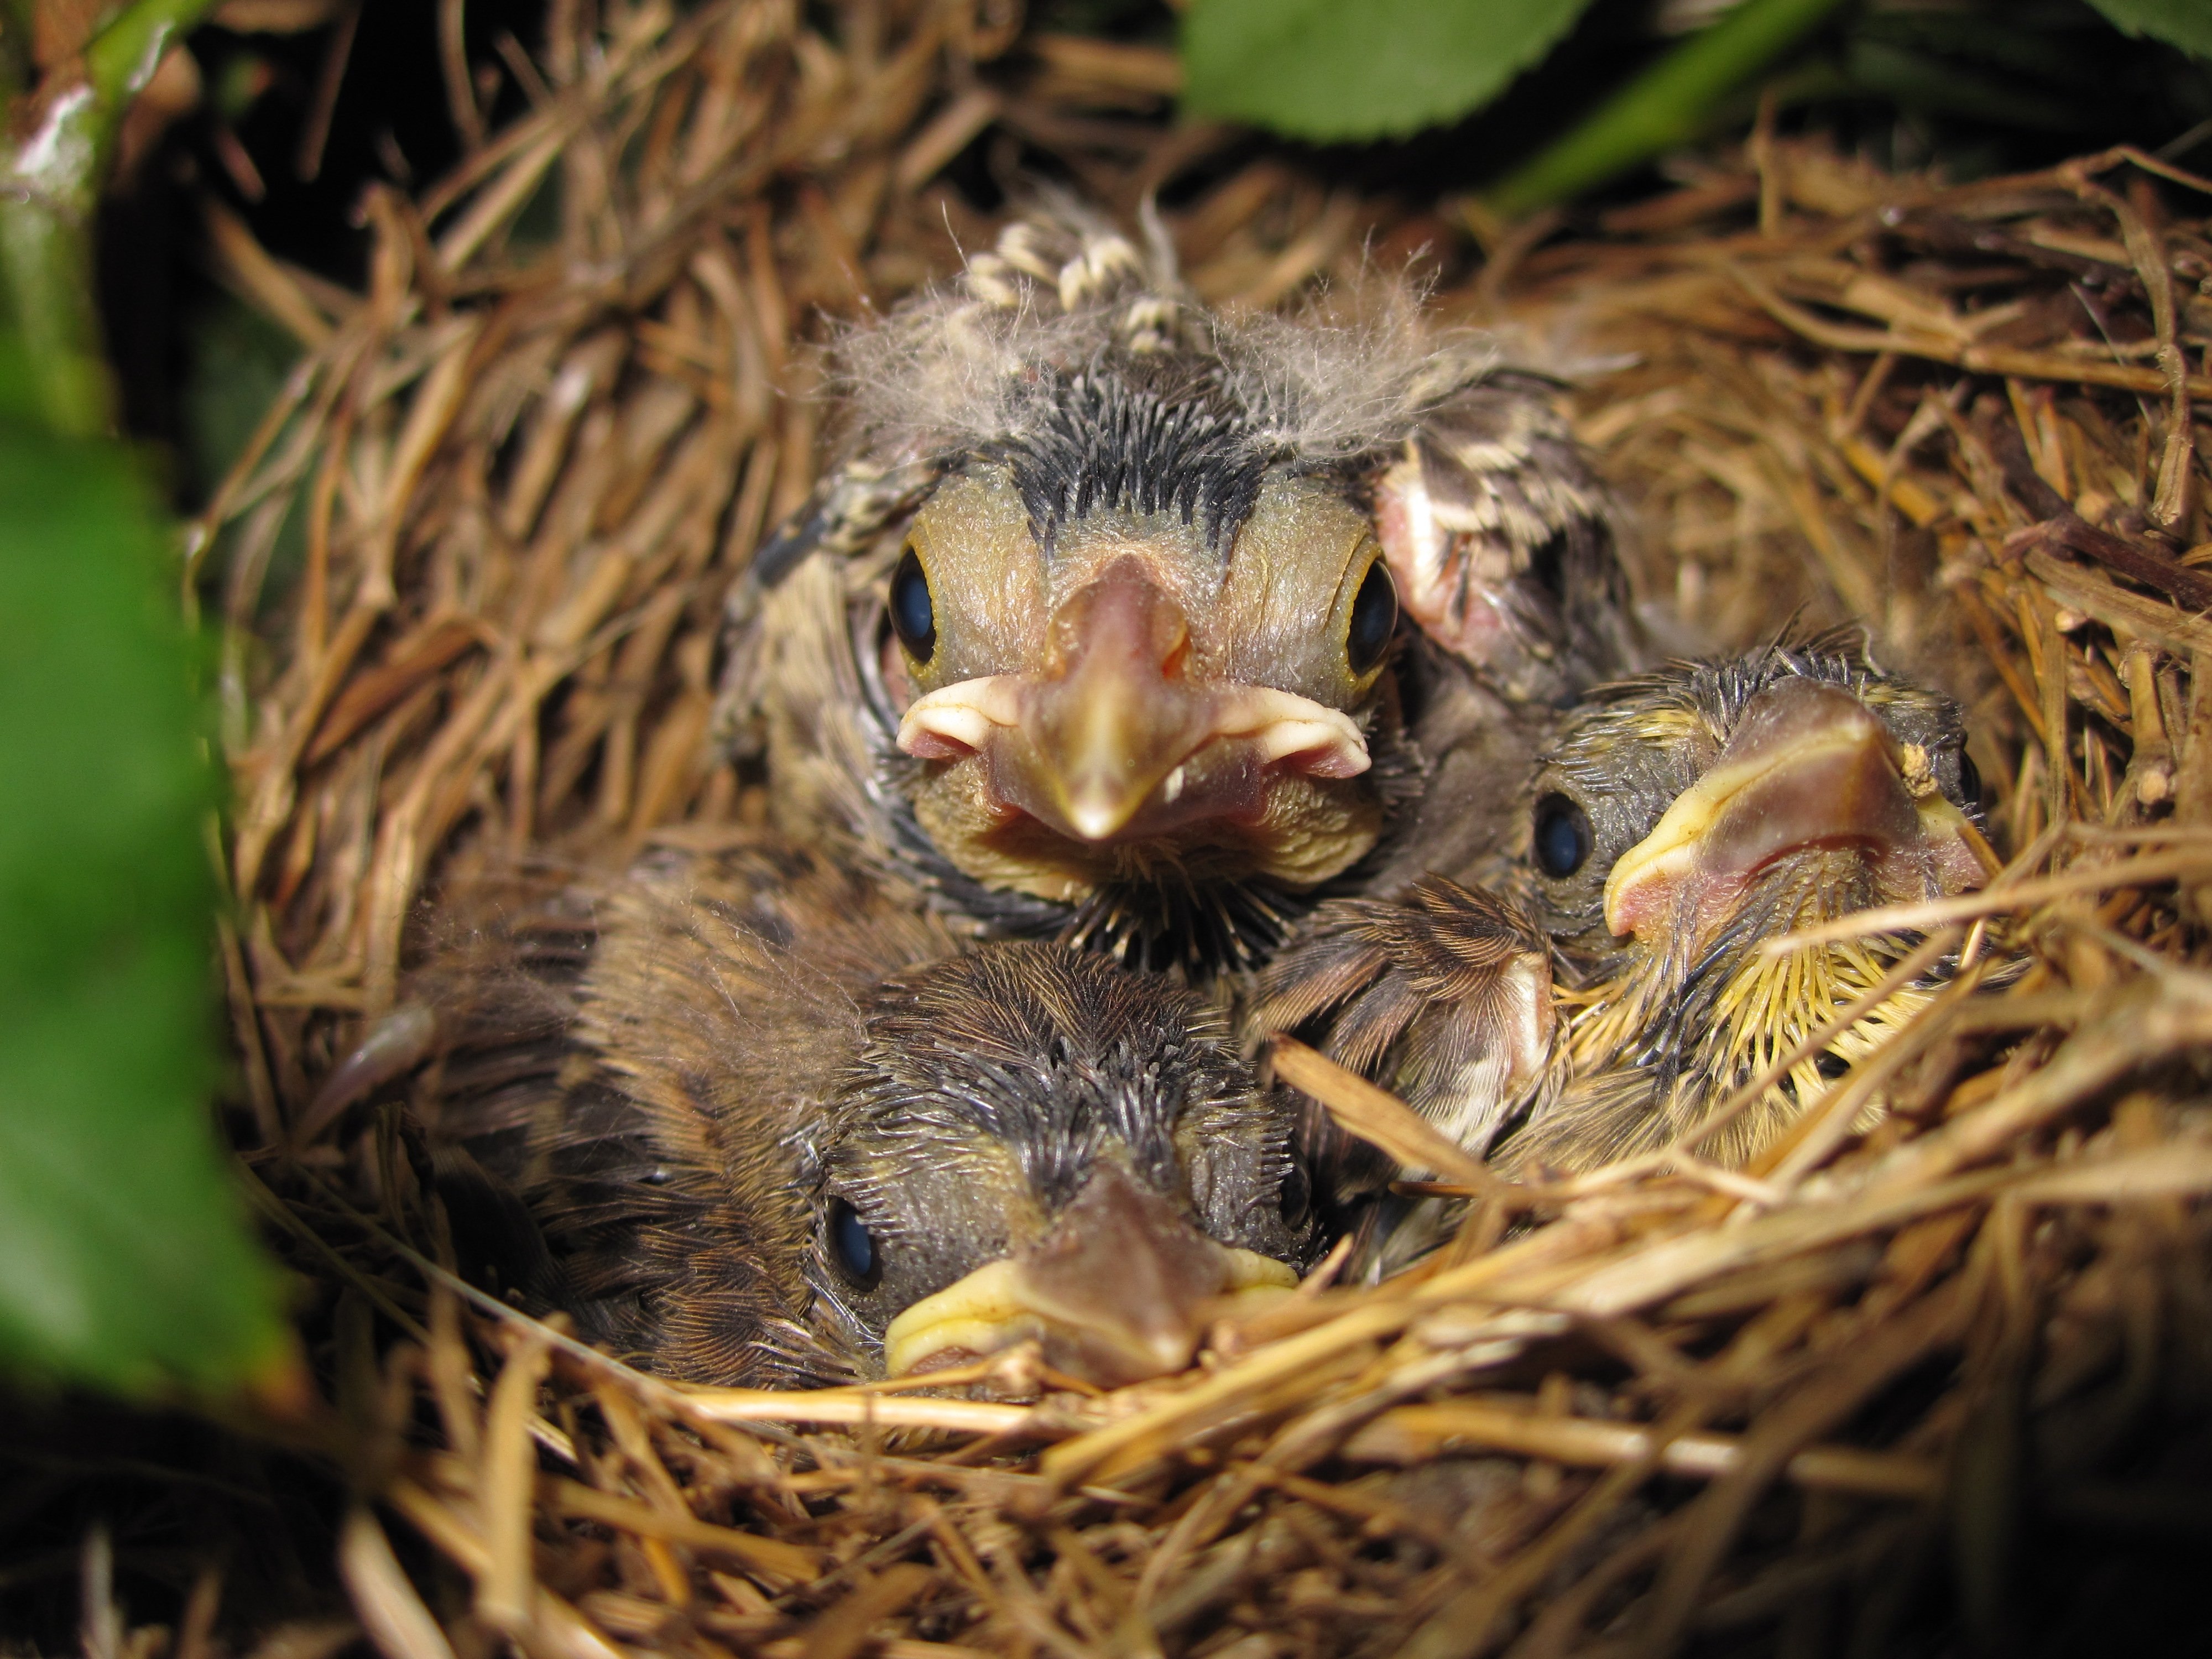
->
[102, 0, 2212, 512]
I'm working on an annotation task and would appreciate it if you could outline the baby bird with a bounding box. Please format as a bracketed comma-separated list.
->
[410, 839, 1313, 1389]
[722, 206, 1632, 971]
[1257, 642, 1993, 1186]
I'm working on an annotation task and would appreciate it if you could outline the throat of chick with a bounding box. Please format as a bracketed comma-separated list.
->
[1559, 858, 1946, 1168]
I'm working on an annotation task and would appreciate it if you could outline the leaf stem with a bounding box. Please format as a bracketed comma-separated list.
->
[0, 0, 219, 435]
[1478, 0, 1850, 221]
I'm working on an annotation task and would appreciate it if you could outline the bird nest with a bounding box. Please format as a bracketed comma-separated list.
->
[178, 2, 2212, 1653]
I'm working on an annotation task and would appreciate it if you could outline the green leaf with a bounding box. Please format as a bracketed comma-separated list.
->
[1180, 0, 1599, 143]
[2084, 0, 2212, 60]
[0, 405, 288, 1396]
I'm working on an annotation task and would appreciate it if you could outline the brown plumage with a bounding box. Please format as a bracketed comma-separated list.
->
[1257, 643, 1995, 1205]
[719, 206, 1633, 973]
[395, 837, 1314, 1389]
[1249, 878, 1553, 1212]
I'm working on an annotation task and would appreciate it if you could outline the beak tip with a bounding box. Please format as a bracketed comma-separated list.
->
[1067, 806, 1131, 842]
[1057, 780, 1146, 843]
[1140, 1332, 1201, 1376]
[1602, 844, 1685, 941]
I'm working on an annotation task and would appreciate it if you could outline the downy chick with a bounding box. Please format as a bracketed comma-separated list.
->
[400, 839, 1314, 1389]
[1256, 643, 1994, 1193]
[721, 205, 1634, 973]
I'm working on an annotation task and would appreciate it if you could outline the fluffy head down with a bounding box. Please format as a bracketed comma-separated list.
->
[832, 203, 1507, 540]
[724, 202, 1626, 978]
[804, 942, 1312, 1371]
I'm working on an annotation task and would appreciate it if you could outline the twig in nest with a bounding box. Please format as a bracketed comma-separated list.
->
[1344, 1400, 1939, 1500]
[1269, 1036, 1503, 1191]
[1763, 847, 2212, 950]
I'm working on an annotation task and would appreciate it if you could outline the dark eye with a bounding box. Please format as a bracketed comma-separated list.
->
[1815, 1051, 1851, 1081]
[1533, 793, 1593, 879]
[1346, 559, 1397, 676]
[1955, 747, 1981, 812]
[889, 546, 935, 662]
[826, 1197, 881, 1291]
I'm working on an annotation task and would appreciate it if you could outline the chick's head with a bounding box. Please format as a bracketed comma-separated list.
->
[1504, 645, 1992, 1168]
[806, 941, 1314, 1386]
[733, 208, 1634, 975]
[884, 384, 1398, 911]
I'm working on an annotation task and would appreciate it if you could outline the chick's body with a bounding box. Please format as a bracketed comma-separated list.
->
[1259, 644, 1994, 1199]
[723, 209, 1632, 973]
[425, 840, 1311, 1388]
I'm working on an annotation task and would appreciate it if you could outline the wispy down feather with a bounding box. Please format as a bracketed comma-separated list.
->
[830, 202, 1521, 488]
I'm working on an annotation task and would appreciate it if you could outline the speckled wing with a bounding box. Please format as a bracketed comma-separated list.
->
[1251, 876, 1556, 1196]
[712, 453, 941, 782]
[377, 872, 598, 1313]
[1371, 369, 1634, 705]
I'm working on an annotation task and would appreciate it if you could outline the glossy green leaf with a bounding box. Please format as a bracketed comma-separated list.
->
[1180, 0, 1599, 143]
[2084, 0, 2212, 60]
[0, 387, 288, 1396]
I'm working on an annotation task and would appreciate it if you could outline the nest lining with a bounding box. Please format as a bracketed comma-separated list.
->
[87, 2, 2212, 1655]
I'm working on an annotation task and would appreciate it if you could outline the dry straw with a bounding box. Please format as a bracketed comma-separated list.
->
[174, 2, 2212, 1653]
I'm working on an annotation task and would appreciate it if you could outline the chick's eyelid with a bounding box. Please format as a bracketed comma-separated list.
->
[1337, 533, 1383, 602]
[823, 1187, 875, 1220]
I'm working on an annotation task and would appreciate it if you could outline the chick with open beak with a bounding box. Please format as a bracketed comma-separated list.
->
[406, 841, 1311, 1389]
[1255, 644, 1995, 1196]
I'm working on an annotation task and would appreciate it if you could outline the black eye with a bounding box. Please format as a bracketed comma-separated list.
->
[1956, 747, 1982, 812]
[1815, 1051, 1851, 1081]
[1533, 793, 1593, 879]
[888, 546, 935, 662]
[1346, 559, 1397, 676]
[826, 1197, 881, 1291]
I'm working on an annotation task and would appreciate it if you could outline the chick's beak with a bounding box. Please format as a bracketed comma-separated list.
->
[1604, 679, 1987, 942]
[897, 556, 1370, 844]
[881, 1163, 1295, 1387]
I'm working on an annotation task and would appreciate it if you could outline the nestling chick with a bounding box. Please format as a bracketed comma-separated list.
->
[406, 840, 1313, 1389]
[1504, 644, 1992, 1171]
[1258, 643, 1993, 1186]
[722, 206, 1632, 971]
